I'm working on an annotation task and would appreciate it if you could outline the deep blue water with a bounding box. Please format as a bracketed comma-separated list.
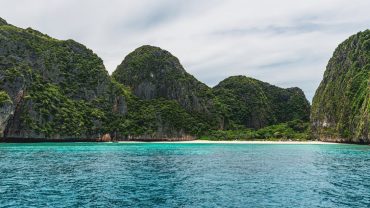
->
[0, 143, 369, 208]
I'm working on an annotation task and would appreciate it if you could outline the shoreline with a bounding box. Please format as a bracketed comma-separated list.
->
[116, 140, 339, 144]
[0, 139, 344, 144]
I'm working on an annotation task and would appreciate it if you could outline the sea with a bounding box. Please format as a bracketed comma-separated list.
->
[0, 143, 369, 207]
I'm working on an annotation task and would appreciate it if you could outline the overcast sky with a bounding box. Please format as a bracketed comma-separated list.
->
[1, 0, 370, 101]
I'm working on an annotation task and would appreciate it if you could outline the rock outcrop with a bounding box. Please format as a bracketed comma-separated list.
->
[213, 76, 311, 129]
[0, 18, 127, 141]
[112, 45, 222, 135]
[112, 45, 216, 115]
[113, 46, 311, 133]
[311, 30, 370, 143]
[0, 91, 13, 137]
[0, 18, 313, 142]
[0, 17, 7, 26]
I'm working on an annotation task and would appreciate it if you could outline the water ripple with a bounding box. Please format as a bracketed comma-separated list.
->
[0, 143, 369, 207]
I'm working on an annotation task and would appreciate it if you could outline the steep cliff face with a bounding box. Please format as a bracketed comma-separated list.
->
[213, 76, 310, 129]
[0, 90, 13, 137]
[112, 45, 216, 115]
[0, 18, 313, 141]
[112, 46, 311, 136]
[113, 96, 202, 140]
[112, 46, 222, 137]
[311, 30, 370, 143]
[0, 19, 126, 141]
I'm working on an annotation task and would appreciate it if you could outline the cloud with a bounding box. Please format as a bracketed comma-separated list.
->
[1, 0, 370, 102]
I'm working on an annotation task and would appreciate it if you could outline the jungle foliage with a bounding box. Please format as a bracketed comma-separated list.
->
[311, 30, 370, 143]
[0, 18, 312, 141]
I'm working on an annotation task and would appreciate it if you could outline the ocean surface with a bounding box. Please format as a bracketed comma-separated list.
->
[0, 143, 369, 208]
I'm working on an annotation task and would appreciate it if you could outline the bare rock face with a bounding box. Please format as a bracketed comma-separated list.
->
[0, 92, 13, 137]
[100, 134, 112, 142]
[311, 30, 370, 144]
[113, 95, 127, 114]
[0, 17, 7, 26]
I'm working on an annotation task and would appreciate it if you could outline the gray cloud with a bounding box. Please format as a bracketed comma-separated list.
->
[1, 0, 370, 102]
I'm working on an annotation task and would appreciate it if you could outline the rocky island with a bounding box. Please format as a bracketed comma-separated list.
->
[311, 30, 370, 144]
[1, 17, 368, 143]
[0, 18, 310, 142]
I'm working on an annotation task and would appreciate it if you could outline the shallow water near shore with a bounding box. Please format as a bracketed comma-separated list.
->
[0, 143, 369, 207]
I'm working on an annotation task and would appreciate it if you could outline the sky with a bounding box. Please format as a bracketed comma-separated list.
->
[1, 0, 370, 102]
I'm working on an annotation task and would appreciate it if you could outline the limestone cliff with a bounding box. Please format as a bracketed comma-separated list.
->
[112, 45, 222, 135]
[0, 18, 126, 141]
[112, 45, 216, 115]
[311, 30, 370, 143]
[213, 76, 310, 129]
[0, 18, 313, 142]
[113, 46, 310, 133]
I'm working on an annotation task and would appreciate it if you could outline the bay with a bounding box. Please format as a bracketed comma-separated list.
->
[0, 143, 369, 207]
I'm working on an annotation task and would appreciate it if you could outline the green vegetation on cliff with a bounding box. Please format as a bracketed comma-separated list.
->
[200, 120, 310, 141]
[110, 97, 209, 138]
[213, 76, 310, 129]
[0, 20, 126, 140]
[112, 45, 311, 137]
[0, 18, 312, 141]
[0, 90, 11, 106]
[112, 45, 219, 119]
[112, 45, 223, 134]
[311, 30, 370, 143]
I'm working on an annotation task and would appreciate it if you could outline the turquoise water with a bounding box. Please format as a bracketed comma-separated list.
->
[0, 143, 369, 207]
